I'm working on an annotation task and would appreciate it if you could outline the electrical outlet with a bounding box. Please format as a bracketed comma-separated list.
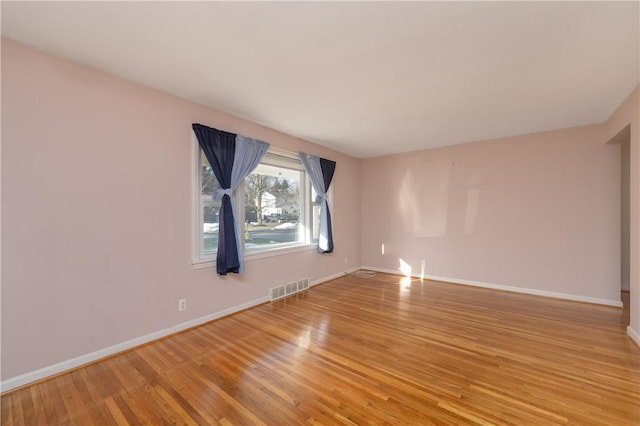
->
[178, 299, 187, 312]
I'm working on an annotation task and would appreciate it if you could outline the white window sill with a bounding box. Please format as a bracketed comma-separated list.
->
[192, 243, 317, 270]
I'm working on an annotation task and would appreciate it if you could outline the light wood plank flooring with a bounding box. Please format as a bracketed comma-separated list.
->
[2, 272, 639, 425]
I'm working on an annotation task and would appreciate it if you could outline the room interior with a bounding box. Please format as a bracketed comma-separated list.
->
[1, 1, 639, 423]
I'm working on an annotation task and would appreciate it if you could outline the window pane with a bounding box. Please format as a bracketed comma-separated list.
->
[311, 187, 320, 242]
[244, 163, 303, 250]
[201, 155, 221, 255]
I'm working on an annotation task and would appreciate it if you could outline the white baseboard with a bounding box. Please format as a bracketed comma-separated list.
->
[0, 295, 269, 393]
[1, 267, 626, 393]
[311, 267, 360, 286]
[361, 266, 623, 308]
[628, 326, 640, 347]
[0, 269, 353, 393]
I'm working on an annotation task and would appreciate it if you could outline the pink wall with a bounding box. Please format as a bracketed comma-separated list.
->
[1, 39, 361, 382]
[606, 86, 639, 341]
[2, 37, 636, 387]
[361, 124, 621, 303]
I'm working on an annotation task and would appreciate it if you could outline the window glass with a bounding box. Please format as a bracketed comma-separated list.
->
[200, 155, 221, 255]
[311, 187, 320, 242]
[244, 158, 304, 251]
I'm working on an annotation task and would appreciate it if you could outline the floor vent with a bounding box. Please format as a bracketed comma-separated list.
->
[298, 278, 309, 290]
[270, 277, 310, 301]
[271, 285, 285, 300]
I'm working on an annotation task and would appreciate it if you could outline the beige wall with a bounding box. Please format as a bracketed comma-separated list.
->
[1, 39, 362, 382]
[361, 124, 621, 304]
[606, 86, 639, 341]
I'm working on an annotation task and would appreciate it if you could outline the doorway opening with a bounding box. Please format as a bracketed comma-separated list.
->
[609, 125, 631, 324]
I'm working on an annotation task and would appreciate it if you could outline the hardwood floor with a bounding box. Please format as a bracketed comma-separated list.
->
[2, 272, 639, 425]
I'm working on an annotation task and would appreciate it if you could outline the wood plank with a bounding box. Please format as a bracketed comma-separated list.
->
[2, 272, 638, 425]
[1, 393, 14, 426]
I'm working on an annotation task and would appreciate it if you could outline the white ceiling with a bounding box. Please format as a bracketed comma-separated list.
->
[2, 1, 638, 158]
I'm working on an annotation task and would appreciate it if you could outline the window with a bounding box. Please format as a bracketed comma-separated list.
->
[198, 154, 222, 256]
[311, 187, 321, 242]
[243, 152, 307, 251]
[193, 144, 318, 266]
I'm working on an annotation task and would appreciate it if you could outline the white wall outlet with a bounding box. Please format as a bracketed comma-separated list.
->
[178, 298, 187, 312]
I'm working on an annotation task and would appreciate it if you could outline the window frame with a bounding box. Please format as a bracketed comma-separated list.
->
[191, 137, 317, 269]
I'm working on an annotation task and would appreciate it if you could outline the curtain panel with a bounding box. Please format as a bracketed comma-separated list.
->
[299, 153, 336, 253]
[192, 123, 269, 275]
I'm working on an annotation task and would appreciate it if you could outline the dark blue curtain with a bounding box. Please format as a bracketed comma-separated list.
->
[319, 158, 336, 253]
[192, 123, 240, 275]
